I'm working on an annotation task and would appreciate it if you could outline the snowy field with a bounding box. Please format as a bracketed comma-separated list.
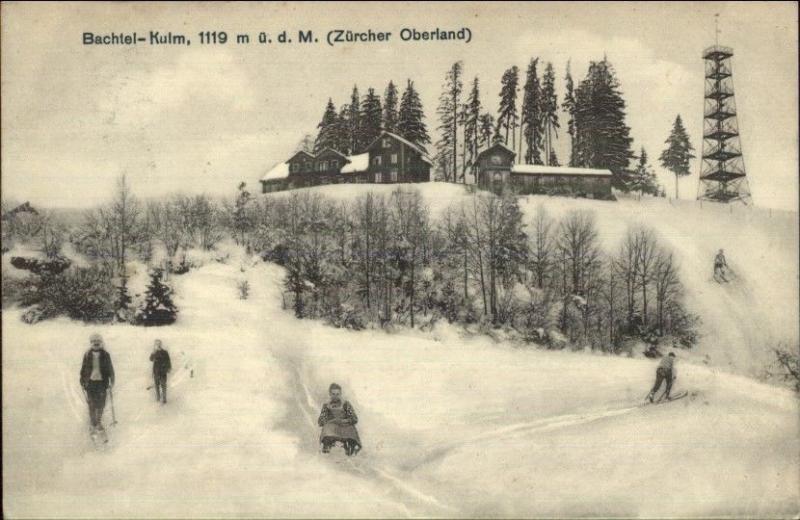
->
[3, 183, 799, 517]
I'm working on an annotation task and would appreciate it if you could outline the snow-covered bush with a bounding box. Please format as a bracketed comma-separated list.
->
[765, 346, 800, 393]
[135, 268, 178, 326]
[17, 266, 115, 323]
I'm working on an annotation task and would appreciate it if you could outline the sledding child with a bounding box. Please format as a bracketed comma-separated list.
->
[318, 383, 361, 456]
[648, 352, 677, 402]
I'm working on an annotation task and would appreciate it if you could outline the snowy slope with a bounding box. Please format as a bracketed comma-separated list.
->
[3, 240, 798, 517]
[267, 182, 800, 377]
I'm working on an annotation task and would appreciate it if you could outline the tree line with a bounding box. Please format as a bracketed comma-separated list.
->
[310, 80, 430, 157]
[246, 187, 698, 352]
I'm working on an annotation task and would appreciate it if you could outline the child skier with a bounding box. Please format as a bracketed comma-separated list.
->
[149, 339, 172, 404]
[318, 383, 361, 456]
[79, 333, 115, 434]
[648, 352, 677, 402]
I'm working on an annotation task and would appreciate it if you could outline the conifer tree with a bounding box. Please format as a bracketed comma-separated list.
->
[521, 58, 543, 164]
[397, 79, 430, 149]
[541, 62, 560, 166]
[463, 77, 482, 183]
[336, 104, 351, 155]
[659, 114, 695, 199]
[136, 268, 178, 326]
[498, 66, 520, 150]
[314, 99, 339, 153]
[628, 148, 660, 196]
[573, 58, 634, 187]
[436, 62, 463, 182]
[478, 113, 495, 152]
[361, 88, 383, 148]
[383, 81, 399, 133]
[348, 86, 364, 153]
[562, 61, 577, 166]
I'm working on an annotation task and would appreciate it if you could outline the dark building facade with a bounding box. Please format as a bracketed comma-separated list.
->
[474, 143, 615, 200]
[261, 132, 432, 193]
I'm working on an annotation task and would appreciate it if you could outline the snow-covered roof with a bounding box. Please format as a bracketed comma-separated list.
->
[511, 164, 612, 177]
[478, 142, 516, 159]
[261, 162, 289, 182]
[341, 153, 369, 174]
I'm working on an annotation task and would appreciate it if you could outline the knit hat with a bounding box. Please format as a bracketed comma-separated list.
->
[89, 333, 103, 344]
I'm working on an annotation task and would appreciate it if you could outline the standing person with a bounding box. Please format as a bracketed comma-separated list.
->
[318, 383, 361, 456]
[714, 248, 728, 281]
[149, 339, 172, 404]
[647, 352, 677, 402]
[79, 333, 115, 433]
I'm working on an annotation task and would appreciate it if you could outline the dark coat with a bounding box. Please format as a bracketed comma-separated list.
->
[150, 349, 172, 376]
[80, 348, 115, 388]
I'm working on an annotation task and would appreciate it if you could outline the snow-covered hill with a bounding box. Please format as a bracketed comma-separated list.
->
[3, 184, 799, 517]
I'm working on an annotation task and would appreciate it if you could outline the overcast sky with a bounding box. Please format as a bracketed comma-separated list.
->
[2, 1, 797, 210]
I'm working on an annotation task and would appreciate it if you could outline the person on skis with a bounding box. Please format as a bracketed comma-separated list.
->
[648, 352, 677, 402]
[79, 333, 115, 434]
[318, 383, 361, 456]
[714, 249, 728, 281]
[149, 339, 172, 404]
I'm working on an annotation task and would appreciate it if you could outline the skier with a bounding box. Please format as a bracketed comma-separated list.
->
[714, 248, 728, 282]
[318, 383, 361, 456]
[149, 339, 172, 404]
[79, 333, 115, 435]
[647, 352, 677, 403]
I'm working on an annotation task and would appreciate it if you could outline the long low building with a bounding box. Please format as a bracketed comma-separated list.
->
[475, 143, 615, 200]
[260, 131, 432, 193]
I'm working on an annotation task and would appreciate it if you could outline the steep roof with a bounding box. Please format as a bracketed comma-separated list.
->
[477, 142, 517, 160]
[511, 164, 612, 177]
[261, 162, 290, 181]
[366, 131, 430, 159]
[287, 150, 315, 162]
[315, 147, 350, 160]
[341, 153, 369, 174]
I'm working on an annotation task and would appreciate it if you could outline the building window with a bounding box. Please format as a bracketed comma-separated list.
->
[493, 172, 502, 183]
[382, 138, 391, 148]
[373, 156, 382, 166]
[290, 163, 298, 173]
[375, 172, 382, 183]
[390, 169, 398, 182]
[391, 153, 398, 164]
[331, 160, 338, 170]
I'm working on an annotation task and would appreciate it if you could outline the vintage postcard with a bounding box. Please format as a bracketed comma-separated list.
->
[2, 1, 798, 518]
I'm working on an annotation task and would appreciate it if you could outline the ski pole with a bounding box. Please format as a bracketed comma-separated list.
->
[109, 387, 118, 426]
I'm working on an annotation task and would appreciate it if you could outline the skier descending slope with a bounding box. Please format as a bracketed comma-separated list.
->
[647, 352, 678, 403]
[714, 248, 729, 282]
[318, 383, 361, 456]
[79, 333, 115, 444]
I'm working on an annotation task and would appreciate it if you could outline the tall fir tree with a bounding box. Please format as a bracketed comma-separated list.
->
[573, 58, 634, 187]
[383, 81, 399, 133]
[521, 58, 543, 164]
[135, 268, 178, 326]
[435, 62, 464, 182]
[562, 60, 577, 166]
[659, 114, 695, 199]
[397, 79, 430, 150]
[361, 87, 383, 148]
[314, 98, 340, 153]
[541, 62, 560, 166]
[463, 77, 482, 183]
[336, 104, 351, 155]
[497, 66, 520, 151]
[348, 86, 364, 153]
